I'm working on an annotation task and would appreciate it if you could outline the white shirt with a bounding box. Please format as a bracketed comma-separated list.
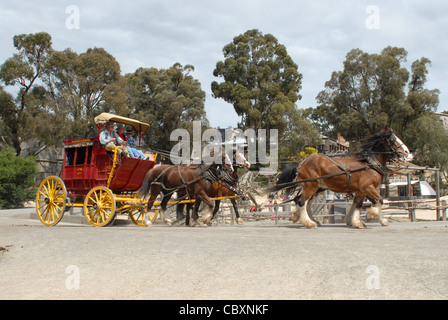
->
[99, 129, 124, 145]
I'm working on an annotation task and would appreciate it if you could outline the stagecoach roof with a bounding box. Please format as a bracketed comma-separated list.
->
[94, 112, 150, 134]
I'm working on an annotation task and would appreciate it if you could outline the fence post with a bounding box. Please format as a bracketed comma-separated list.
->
[274, 204, 279, 225]
[436, 168, 441, 221]
[328, 203, 335, 224]
[407, 173, 416, 222]
[442, 200, 447, 222]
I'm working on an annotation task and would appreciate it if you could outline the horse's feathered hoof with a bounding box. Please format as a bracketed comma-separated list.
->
[202, 213, 213, 226]
[352, 221, 366, 229]
[236, 218, 244, 225]
[302, 220, 318, 229]
[367, 207, 380, 221]
[189, 219, 207, 227]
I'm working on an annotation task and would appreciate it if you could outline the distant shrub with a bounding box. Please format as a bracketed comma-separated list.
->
[0, 150, 38, 209]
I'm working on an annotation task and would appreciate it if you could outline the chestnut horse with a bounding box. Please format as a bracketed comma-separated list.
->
[269, 128, 412, 229]
[137, 149, 232, 226]
[178, 150, 251, 225]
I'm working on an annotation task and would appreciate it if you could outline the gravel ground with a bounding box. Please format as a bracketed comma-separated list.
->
[0, 208, 447, 300]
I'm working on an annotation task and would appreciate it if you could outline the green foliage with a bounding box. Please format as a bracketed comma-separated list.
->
[0, 32, 53, 154]
[309, 46, 444, 168]
[298, 147, 318, 161]
[0, 32, 126, 153]
[126, 63, 208, 152]
[404, 113, 448, 170]
[0, 86, 17, 148]
[212, 29, 319, 161]
[212, 29, 303, 132]
[312, 46, 440, 140]
[44, 47, 124, 139]
[0, 150, 38, 209]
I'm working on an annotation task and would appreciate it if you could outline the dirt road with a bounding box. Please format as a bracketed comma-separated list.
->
[1, 208, 447, 300]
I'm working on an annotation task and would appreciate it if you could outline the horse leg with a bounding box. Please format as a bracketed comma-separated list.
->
[184, 203, 193, 226]
[203, 200, 220, 225]
[201, 199, 215, 226]
[189, 200, 202, 227]
[294, 182, 319, 229]
[185, 203, 191, 227]
[143, 185, 161, 226]
[231, 198, 243, 225]
[196, 192, 214, 226]
[365, 187, 388, 226]
[176, 203, 186, 221]
[306, 190, 324, 226]
[158, 193, 173, 226]
[345, 194, 366, 229]
[212, 200, 221, 219]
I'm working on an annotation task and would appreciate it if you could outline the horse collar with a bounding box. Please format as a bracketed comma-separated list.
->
[366, 156, 386, 176]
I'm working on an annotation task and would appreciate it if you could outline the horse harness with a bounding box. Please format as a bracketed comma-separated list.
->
[201, 165, 243, 196]
[150, 164, 241, 201]
[324, 156, 387, 192]
[284, 155, 387, 193]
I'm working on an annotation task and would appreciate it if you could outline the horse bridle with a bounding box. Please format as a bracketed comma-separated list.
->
[386, 133, 407, 162]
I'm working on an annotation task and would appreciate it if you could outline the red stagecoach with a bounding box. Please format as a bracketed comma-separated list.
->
[35, 113, 159, 227]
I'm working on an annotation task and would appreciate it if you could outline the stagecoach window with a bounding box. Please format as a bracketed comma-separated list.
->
[66, 148, 75, 166]
[76, 147, 87, 165]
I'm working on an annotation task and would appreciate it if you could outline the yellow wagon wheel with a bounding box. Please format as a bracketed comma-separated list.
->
[36, 176, 67, 226]
[83, 186, 116, 227]
[129, 204, 158, 227]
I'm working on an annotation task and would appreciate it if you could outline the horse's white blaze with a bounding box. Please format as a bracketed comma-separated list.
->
[393, 134, 413, 162]
[224, 153, 234, 172]
[235, 151, 250, 168]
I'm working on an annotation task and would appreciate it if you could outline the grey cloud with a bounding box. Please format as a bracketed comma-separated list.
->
[0, 0, 446, 128]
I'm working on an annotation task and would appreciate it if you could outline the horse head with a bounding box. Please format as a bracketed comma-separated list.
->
[206, 146, 234, 172]
[385, 128, 413, 163]
[361, 128, 413, 164]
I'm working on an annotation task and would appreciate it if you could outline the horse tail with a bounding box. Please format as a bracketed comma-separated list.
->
[267, 162, 300, 193]
[137, 172, 152, 198]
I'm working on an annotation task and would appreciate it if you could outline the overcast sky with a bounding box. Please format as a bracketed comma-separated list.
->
[1, 0, 447, 128]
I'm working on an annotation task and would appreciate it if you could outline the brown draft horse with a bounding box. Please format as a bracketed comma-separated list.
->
[178, 150, 251, 226]
[206, 150, 251, 225]
[137, 149, 232, 226]
[269, 128, 413, 229]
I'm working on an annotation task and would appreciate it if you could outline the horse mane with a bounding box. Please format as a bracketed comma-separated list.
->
[356, 128, 393, 160]
[267, 162, 299, 193]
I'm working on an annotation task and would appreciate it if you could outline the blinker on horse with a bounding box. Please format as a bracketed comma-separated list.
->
[269, 128, 412, 229]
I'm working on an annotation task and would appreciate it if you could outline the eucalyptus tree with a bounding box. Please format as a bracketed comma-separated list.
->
[212, 29, 303, 133]
[314, 46, 440, 141]
[0, 32, 52, 154]
[212, 29, 319, 161]
[310, 46, 444, 168]
[126, 63, 208, 153]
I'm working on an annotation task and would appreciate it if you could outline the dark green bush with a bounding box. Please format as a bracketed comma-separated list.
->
[0, 149, 38, 209]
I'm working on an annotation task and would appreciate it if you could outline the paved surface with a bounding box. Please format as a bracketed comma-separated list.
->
[1, 208, 447, 300]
